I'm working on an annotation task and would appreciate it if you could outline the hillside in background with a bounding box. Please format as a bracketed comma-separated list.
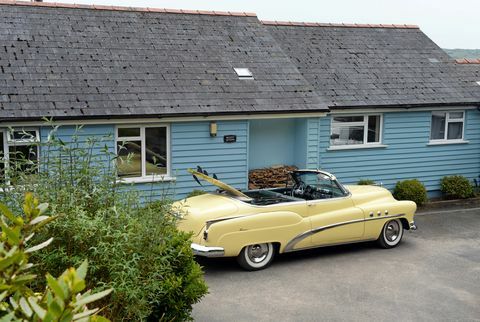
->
[443, 49, 480, 59]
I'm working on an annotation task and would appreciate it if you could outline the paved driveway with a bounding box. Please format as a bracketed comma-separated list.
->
[192, 208, 480, 321]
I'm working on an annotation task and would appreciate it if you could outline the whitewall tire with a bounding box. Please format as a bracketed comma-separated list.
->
[237, 243, 275, 271]
[378, 219, 404, 249]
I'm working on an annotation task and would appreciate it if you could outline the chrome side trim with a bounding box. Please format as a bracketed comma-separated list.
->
[191, 243, 225, 257]
[284, 213, 405, 252]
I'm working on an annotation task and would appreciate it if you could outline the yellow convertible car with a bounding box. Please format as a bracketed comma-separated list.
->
[175, 168, 417, 270]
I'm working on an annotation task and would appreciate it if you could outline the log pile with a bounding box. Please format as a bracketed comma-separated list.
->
[248, 165, 297, 189]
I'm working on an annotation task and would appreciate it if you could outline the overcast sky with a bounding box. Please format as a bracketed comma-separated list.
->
[61, 0, 480, 49]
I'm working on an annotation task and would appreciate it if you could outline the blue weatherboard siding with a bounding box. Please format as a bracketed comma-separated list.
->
[171, 121, 249, 199]
[40, 124, 115, 166]
[40, 121, 248, 201]
[248, 118, 312, 170]
[318, 110, 480, 195]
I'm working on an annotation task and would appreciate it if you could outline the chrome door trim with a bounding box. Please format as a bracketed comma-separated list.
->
[284, 213, 405, 252]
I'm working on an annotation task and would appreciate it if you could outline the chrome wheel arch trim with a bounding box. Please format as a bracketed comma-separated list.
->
[283, 213, 405, 253]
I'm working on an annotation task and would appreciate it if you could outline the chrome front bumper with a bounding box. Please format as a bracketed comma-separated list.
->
[409, 221, 417, 230]
[191, 243, 225, 257]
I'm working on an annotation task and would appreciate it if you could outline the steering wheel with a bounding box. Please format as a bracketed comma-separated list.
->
[292, 181, 307, 197]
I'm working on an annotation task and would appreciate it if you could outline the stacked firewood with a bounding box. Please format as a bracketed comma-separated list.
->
[248, 165, 297, 189]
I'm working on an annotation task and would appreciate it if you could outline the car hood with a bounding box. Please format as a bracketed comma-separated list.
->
[174, 193, 240, 237]
[345, 185, 396, 206]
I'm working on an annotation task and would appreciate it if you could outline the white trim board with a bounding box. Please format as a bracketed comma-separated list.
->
[0, 112, 328, 127]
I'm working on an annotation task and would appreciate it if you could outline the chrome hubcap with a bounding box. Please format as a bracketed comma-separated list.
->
[385, 221, 400, 242]
[247, 244, 269, 263]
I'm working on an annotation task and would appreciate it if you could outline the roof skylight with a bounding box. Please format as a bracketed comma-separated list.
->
[428, 58, 439, 63]
[234, 68, 254, 80]
[477, 81, 480, 86]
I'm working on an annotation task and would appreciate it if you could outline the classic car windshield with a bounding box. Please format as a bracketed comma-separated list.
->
[292, 171, 348, 198]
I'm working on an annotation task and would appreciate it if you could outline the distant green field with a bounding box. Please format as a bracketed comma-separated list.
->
[443, 49, 480, 59]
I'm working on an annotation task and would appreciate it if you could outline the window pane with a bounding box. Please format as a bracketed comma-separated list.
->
[117, 141, 142, 178]
[118, 128, 140, 137]
[331, 126, 364, 145]
[447, 122, 463, 140]
[9, 145, 39, 176]
[333, 116, 364, 123]
[367, 115, 380, 143]
[431, 112, 446, 140]
[0, 132, 4, 182]
[145, 127, 167, 175]
[449, 112, 463, 120]
[11, 130, 37, 141]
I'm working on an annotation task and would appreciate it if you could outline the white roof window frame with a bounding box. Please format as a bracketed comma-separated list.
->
[234, 68, 254, 80]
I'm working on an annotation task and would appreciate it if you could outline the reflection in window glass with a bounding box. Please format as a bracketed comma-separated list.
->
[11, 130, 37, 141]
[430, 112, 446, 140]
[331, 125, 364, 145]
[145, 127, 167, 175]
[118, 128, 140, 137]
[367, 115, 380, 143]
[447, 122, 463, 140]
[331, 115, 381, 146]
[117, 141, 142, 178]
[0, 132, 4, 182]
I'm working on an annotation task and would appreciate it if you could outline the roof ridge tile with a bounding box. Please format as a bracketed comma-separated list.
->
[261, 20, 419, 29]
[456, 58, 480, 64]
[0, 0, 258, 17]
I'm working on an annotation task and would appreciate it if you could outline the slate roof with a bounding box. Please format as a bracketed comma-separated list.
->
[0, 1, 328, 121]
[266, 22, 480, 108]
[455, 60, 480, 86]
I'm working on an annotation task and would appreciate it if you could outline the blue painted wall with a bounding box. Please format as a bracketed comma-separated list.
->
[170, 121, 249, 199]
[248, 118, 311, 170]
[37, 109, 480, 201]
[40, 121, 249, 201]
[318, 110, 480, 196]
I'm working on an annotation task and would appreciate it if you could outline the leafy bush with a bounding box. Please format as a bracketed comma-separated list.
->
[187, 190, 207, 198]
[1, 125, 208, 321]
[440, 175, 474, 199]
[393, 179, 428, 206]
[357, 179, 376, 185]
[0, 193, 111, 321]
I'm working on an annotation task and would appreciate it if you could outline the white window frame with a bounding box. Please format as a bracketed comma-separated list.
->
[115, 124, 174, 183]
[429, 111, 466, 144]
[1, 128, 40, 185]
[329, 114, 385, 150]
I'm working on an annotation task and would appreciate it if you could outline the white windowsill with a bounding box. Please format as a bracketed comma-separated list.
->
[116, 175, 176, 184]
[327, 144, 388, 151]
[427, 140, 469, 146]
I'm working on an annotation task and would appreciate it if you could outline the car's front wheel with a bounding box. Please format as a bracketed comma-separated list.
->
[237, 242, 275, 271]
[377, 219, 404, 248]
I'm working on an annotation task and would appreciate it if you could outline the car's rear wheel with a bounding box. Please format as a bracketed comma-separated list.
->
[237, 242, 275, 271]
[378, 219, 404, 248]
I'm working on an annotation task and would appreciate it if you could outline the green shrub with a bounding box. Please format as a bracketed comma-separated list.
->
[357, 179, 376, 185]
[187, 190, 207, 198]
[0, 193, 111, 321]
[1, 124, 208, 321]
[393, 179, 428, 206]
[440, 175, 474, 199]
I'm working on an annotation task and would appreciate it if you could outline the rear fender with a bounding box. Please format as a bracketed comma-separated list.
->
[204, 211, 307, 257]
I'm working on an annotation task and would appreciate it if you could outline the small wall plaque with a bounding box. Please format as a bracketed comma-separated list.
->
[223, 135, 237, 143]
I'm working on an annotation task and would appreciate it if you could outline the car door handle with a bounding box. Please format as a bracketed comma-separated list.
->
[307, 203, 316, 207]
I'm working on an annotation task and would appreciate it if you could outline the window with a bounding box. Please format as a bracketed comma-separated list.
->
[0, 128, 40, 183]
[116, 125, 169, 180]
[430, 111, 464, 141]
[330, 115, 382, 146]
[233, 68, 254, 80]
